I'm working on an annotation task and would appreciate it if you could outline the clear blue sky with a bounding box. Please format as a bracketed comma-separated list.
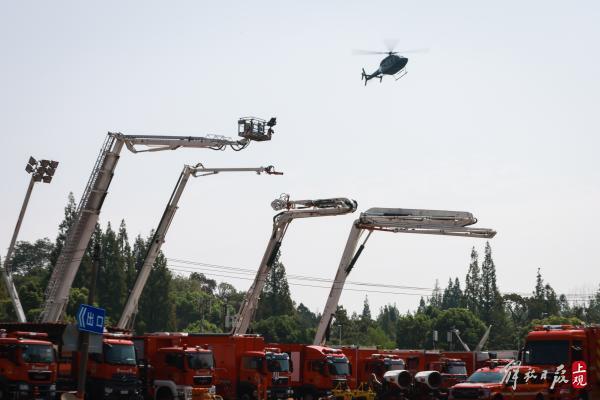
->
[1, 1, 599, 316]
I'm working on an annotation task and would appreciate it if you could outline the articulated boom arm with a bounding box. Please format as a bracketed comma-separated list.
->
[117, 163, 281, 330]
[313, 207, 496, 345]
[40, 125, 272, 323]
[232, 194, 357, 335]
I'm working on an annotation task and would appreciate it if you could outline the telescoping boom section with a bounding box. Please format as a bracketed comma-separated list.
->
[314, 207, 496, 345]
[40, 119, 275, 323]
[117, 163, 282, 330]
[232, 194, 358, 335]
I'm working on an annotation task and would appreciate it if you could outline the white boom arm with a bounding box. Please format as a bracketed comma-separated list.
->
[117, 163, 281, 330]
[40, 124, 272, 323]
[232, 194, 357, 335]
[313, 207, 496, 345]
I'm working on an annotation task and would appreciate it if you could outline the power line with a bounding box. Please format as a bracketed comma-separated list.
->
[167, 257, 598, 300]
[165, 261, 597, 303]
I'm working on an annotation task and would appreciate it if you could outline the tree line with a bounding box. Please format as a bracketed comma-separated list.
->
[1, 194, 599, 351]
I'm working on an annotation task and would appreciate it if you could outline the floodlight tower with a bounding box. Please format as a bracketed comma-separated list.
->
[314, 207, 496, 345]
[1, 157, 59, 322]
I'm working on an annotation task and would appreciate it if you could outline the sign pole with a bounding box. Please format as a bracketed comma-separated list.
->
[76, 253, 99, 399]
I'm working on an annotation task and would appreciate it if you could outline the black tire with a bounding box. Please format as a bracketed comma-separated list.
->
[240, 393, 252, 400]
[536, 394, 544, 400]
[156, 387, 174, 400]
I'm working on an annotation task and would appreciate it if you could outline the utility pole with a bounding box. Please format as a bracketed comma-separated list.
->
[1, 157, 58, 322]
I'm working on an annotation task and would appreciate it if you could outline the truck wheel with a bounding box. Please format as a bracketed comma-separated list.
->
[536, 395, 544, 400]
[156, 387, 174, 400]
[302, 393, 315, 400]
[240, 393, 252, 400]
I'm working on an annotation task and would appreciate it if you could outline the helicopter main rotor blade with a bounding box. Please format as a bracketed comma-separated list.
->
[395, 48, 430, 54]
[352, 49, 391, 55]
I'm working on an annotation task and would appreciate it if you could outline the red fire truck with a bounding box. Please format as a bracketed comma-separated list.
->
[522, 325, 600, 400]
[339, 347, 407, 389]
[180, 334, 292, 400]
[276, 344, 352, 400]
[0, 323, 141, 399]
[0, 330, 57, 399]
[134, 333, 218, 400]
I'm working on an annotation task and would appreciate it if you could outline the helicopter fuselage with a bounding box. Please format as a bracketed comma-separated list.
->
[362, 54, 408, 84]
[379, 54, 408, 75]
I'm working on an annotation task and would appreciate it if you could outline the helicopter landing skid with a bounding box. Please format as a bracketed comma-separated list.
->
[394, 69, 408, 81]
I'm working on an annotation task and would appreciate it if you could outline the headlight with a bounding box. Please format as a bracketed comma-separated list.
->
[104, 386, 113, 394]
[287, 389, 294, 395]
[18, 383, 30, 391]
[50, 384, 56, 392]
[209, 386, 216, 395]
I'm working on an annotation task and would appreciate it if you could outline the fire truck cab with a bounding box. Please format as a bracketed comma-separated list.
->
[522, 325, 600, 400]
[0, 330, 57, 399]
[134, 333, 217, 400]
[181, 334, 293, 400]
[85, 333, 141, 399]
[429, 358, 469, 393]
[278, 344, 351, 399]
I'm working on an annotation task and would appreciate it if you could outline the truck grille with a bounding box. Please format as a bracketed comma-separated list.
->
[111, 373, 138, 385]
[272, 376, 289, 386]
[452, 388, 481, 399]
[193, 375, 213, 386]
[28, 371, 51, 381]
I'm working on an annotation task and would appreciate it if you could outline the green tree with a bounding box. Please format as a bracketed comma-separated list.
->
[480, 242, 502, 324]
[377, 304, 400, 341]
[432, 308, 486, 350]
[135, 251, 175, 333]
[255, 252, 294, 320]
[396, 313, 433, 349]
[464, 247, 481, 315]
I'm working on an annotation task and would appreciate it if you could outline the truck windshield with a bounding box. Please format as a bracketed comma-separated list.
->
[21, 344, 55, 363]
[467, 371, 505, 383]
[328, 360, 350, 376]
[524, 340, 569, 365]
[446, 363, 467, 375]
[187, 352, 213, 370]
[104, 344, 136, 365]
[386, 360, 406, 371]
[266, 355, 290, 372]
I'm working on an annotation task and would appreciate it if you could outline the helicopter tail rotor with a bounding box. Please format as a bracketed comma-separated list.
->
[362, 68, 369, 86]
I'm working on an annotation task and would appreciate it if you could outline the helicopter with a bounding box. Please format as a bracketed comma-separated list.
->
[354, 43, 427, 85]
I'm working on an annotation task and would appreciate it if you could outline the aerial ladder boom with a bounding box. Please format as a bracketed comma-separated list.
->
[40, 119, 274, 323]
[232, 194, 357, 335]
[313, 207, 496, 345]
[117, 163, 282, 330]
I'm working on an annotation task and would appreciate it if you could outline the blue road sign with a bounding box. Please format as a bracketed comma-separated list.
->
[76, 304, 105, 334]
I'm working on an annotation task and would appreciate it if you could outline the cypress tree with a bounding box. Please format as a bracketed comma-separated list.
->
[464, 247, 481, 315]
